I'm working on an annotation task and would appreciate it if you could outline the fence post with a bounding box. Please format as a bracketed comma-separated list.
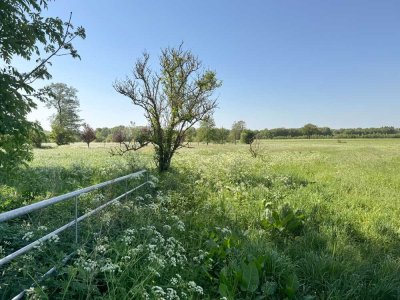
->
[74, 196, 78, 244]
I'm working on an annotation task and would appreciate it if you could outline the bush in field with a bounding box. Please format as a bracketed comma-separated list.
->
[240, 129, 256, 144]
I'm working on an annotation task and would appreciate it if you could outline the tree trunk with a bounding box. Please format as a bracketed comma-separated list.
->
[157, 149, 173, 172]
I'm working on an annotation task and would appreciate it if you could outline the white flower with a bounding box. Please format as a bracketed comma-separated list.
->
[100, 259, 120, 273]
[49, 234, 60, 243]
[187, 281, 203, 294]
[77, 247, 87, 257]
[152, 285, 165, 297]
[176, 221, 185, 232]
[22, 231, 34, 241]
[95, 244, 107, 254]
[170, 277, 179, 285]
[166, 287, 179, 300]
[148, 266, 161, 277]
[135, 196, 144, 202]
[81, 259, 97, 272]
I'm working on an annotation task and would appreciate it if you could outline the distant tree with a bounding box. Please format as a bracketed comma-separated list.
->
[46, 83, 81, 145]
[185, 127, 197, 144]
[302, 123, 319, 139]
[230, 120, 246, 144]
[113, 130, 126, 146]
[240, 129, 256, 144]
[0, 0, 85, 175]
[95, 128, 110, 142]
[214, 127, 230, 144]
[320, 127, 333, 136]
[197, 117, 216, 145]
[113, 45, 221, 171]
[81, 124, 96, 147]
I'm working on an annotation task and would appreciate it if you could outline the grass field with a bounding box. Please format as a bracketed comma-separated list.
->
[1, 139, 399, 299]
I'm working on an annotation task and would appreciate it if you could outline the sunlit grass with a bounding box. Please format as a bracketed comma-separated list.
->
[1, 139, 399, 298]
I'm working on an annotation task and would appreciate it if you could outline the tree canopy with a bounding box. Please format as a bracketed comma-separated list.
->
[46, 83, 82, 145]
[0, 0, 85, 175]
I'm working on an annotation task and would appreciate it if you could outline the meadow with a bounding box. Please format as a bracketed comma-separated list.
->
[1, 139, 399, 299]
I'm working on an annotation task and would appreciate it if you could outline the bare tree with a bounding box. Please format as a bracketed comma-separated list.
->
[113, 45, 221, 171]
[81, 123, 96, 147]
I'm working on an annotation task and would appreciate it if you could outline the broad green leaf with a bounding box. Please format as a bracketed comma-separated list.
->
[240, 261, 259, 292]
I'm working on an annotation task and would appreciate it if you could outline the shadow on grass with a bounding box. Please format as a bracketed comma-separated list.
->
[157, 166, 400, 299]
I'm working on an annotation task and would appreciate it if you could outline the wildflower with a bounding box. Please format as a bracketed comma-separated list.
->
[176, 221, 185, 232]
[95, 244, 107, 254]
[77, 247, 87, 257]
[22, 231, 34, 241]
[37, 226, 48, 231]
[170, 277, 179, 285]
[152, 286, 165, 297]
[49, 234, 60, 243]
[136, 196, 144, 202]
[148, 266, 161, 277]
[100, 259, 120, 273]
[163, 225, 171, 231]
[166, 287, 179, 300]
[187, 281, 203, 295]
[81, 259, 97, 272]
[171, 215, 180, 222]
[148, 252, 166, 268]
[148, 244, 157, 251]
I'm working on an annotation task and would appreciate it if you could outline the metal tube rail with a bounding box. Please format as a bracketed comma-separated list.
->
[0, 181, 149, 268]
[0, 170, 146, 223]
[11, 251, 76, 300]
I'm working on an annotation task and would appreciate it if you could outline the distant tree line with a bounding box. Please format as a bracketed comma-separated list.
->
[85, 122, 400, 146]
[34, 119, 400, 148]
[256, 124, 400, 139]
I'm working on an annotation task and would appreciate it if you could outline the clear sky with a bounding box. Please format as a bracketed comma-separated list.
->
[27, 0, 400, 130]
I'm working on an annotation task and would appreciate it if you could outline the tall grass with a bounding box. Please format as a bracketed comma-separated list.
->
[1, 140, 399, 299]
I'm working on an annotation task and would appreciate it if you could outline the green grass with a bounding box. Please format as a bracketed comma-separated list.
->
[1, 139, 399, 299]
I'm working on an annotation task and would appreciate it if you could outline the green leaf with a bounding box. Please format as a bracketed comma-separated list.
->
[219, 283, 234, 299]
[240, 261, 259, 292]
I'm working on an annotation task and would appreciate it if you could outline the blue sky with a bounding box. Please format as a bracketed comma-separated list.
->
[27, 0, 400, 130]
